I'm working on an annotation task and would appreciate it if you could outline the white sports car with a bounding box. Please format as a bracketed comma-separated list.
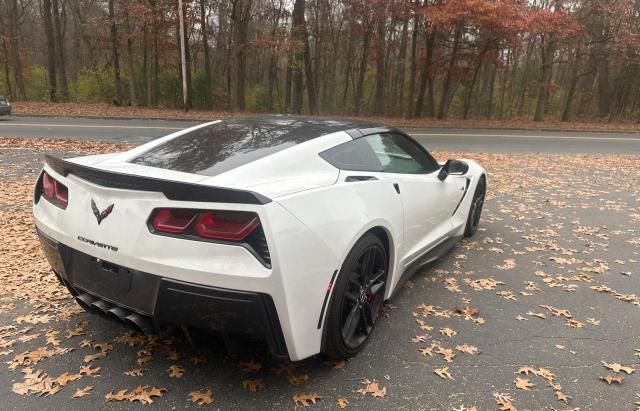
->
[33, 116, 486, 361]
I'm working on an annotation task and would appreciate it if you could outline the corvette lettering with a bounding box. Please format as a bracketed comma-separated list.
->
[77, 236, 118, 252]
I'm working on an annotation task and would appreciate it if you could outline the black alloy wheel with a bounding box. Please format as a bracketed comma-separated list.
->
[341, 244, 386, 349]
[323, 233, 388, 359]
[464, 176, 486, 237]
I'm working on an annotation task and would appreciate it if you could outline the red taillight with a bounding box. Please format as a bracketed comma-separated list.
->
[151, 209, 198, 234]
[41, 171, 68, 209]
[195, 211, 259, 241]
[149, 208, 260, 242]
[54, 182, 68, 207]
[43, 172, 55, 198]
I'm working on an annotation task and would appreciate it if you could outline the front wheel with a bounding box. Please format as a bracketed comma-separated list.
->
[464, 176, 486, 237]
[322, 233, 388, 359]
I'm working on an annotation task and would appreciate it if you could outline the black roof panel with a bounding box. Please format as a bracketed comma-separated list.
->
[129, 115, 383, 177]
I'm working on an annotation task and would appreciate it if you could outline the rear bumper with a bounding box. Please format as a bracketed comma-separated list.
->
[37, 227, 289, 358]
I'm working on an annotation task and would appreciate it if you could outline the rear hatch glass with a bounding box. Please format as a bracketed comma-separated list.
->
[129, 117, 365, 177]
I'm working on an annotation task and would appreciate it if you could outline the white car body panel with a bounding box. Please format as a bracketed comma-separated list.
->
[33, 117, 486, 360]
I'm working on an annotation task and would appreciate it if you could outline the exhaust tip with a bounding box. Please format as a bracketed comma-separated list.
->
[91, 299, 114, 315]
[125, 313, 154, 335]
[107, 306, 130, 323]
[75, 293, 97, 312]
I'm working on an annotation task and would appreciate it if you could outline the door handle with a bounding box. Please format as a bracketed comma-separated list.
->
[393, 183, 400, 194]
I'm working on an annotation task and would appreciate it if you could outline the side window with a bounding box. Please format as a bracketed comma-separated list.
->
[319, 138, 383, 172]
[363, 133, 439, 174]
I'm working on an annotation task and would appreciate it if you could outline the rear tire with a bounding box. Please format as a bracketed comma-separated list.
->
[322, 233, 388, 359]
[464, 176, 486, 237]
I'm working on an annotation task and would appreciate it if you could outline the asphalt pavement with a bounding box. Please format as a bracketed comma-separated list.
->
[1, 119, 640, 410]
[1, 115, 639, 153]
[0, 142, 640, 411]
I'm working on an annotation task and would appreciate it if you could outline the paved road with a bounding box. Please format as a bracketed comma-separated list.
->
[1, 116, 639, 153]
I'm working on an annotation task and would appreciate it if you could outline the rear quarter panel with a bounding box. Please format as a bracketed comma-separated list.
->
[276, 178, 404, 300]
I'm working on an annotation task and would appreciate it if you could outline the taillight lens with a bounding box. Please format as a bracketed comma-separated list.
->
[40, 171, 68, 209]
[43, 172, 56, 198]
[151, 209, 198, 234]
[149, 208, 259, 241]
[148, 208, 269, 266]
[195, 211, 259, 241]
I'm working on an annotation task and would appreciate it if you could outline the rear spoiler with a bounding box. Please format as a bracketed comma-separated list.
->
[44, 154, 271, 205]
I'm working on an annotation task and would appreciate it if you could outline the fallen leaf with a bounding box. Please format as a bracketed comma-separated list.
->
[494, 392, 517, 411]
[357, 380, 387, 397]
[456, 344, 478, 355]
[602, 361, 635, 374]
[440, 327, 457, 337]
[168, 364, 185, 378]
[555, 390, 571, 404]
[293, 392, 322, 406]
[600, 374, 624, 384]
[242, 379, 266, 392]
[434, 367, 454, 380]
[515, 377, 534, 390]
[73, 386, 93, 398]
[188, 389, 214, 405]
[79, 365, 101, 377]
[288, 374, 309, 385]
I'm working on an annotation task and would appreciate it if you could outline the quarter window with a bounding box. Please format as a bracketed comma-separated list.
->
[320, 133, 439, 174]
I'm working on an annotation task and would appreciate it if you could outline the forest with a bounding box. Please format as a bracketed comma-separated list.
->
[0, 0, 639, 122]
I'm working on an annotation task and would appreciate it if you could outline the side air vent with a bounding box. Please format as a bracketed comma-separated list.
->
[246, 225, 271, 267]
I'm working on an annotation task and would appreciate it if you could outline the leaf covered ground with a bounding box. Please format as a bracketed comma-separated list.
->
[0, 137, 639, 410]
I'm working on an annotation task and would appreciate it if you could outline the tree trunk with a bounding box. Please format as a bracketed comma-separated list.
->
[533, 34, 555, 122]
[354, 17, 371, 115]
[1, 39, 13, 99]
[596, 55, 610, 118]
[290, 0, 306, 113]
[303, 27, 317, 114]
[125, 10, 137, 106]
[561, 47, 581, 122]
[406, 10, 419, 118]
[517, 41, 534, 116]
[8, 0, 25, 100]
[372, 14, 385, 116]
[395, 18, 408, 116]
[231, 0, 251, 111]
[342, 28, 354, 108]
[43, 0, 58, 102]
[414, 29, 434, 118]
[284, 56, 292, 112]
[182, 0, 192, 109]
[144, 23, 151, 107]
[437, 21, 463, 119]
[200, 0, 212, 108]
[108, 0, 122, 105]
[52, 0, 68, 100]
[486, 59, 497, 117]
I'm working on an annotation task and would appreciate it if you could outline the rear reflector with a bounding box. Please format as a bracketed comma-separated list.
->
[151, 209, 198, 234]
[195, 211, 259, 241]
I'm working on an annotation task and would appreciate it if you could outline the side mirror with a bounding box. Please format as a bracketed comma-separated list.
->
[438, 159, 469, 181]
